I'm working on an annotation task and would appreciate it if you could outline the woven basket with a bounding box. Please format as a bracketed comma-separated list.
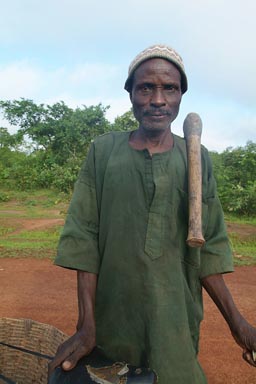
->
[0, 318, 68, 384]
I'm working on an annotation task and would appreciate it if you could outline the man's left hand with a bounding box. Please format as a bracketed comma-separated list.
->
[202, 273, 256, 368]
[231, 318, 256, 367]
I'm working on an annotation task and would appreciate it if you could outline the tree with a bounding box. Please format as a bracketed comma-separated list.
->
[210, 142, 256, 215]
[0, 99, 111, 164]
[112, 109, 138, 132]
[221, 141, 256, 188]
[1, 98, 255, 208]
[0, 127, 23, 149]
[0, 99, 111, 191]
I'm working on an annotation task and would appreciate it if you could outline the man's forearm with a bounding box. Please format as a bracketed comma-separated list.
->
[48, 271, 98, 375]
[201, 273, 243, 333]
[76, 271, 98, 332]
[201, 273, 256, 366]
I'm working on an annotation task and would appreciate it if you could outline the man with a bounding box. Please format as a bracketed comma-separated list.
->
[49, 45, 256, 383]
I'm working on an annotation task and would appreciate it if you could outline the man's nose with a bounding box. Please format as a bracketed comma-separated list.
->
[150, 88, 166, 107]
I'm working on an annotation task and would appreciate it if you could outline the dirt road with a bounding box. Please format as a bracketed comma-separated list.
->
[0, 258, 255, 383]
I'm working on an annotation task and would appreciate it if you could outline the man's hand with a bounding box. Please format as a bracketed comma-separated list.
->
[201, 273, 256, 368]
[231, 318, 256, 367]
[48, 270, 98, 378]
[48, 328, 96, 377]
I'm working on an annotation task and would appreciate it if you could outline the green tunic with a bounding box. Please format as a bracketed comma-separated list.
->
[55, 131, 233, 384]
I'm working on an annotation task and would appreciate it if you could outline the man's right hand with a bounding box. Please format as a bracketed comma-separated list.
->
[48, 328, 96, 377]
[48, 270, 98, 378]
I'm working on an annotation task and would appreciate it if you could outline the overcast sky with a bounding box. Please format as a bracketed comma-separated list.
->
[0, 0, 255, 152]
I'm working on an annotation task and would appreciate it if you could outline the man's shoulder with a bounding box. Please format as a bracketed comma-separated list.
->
[173, 133, 209, 157]
[93, 131, 129, 146]
[91, 131, 130, 162]
[173, 133, 186, 154]
[173, 133, 185, 145]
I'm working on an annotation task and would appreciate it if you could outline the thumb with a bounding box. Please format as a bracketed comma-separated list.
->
[62, 359, 74, 371]
[242, 349, 256, 367]
[61, 344, 94, 371]
[61, 348, 86, 371]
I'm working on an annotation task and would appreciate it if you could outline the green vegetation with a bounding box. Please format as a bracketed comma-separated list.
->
[229, 233, 256, 266]
[0, 99, 255, 264]
[210, 141, 256, 216]
[1, 98, 255, 216]
[0, 99, 137, 193]
[0, 226, 60, 254]
[0, 189, 255, 265]
[0, 189, 66, 259]
[0, 189, 69, 218]
[224, 214, 256, 226]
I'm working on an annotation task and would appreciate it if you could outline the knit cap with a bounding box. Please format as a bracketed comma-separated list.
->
[124, 44, 188, 94]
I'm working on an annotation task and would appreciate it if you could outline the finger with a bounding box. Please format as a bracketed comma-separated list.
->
[62, 360, 74, 370]
[48, 346, 73, 376]
[48, 353, 66, 374]
[49, 337, 79, 370]
[61, 345, 93, 371]
[242, 349, 256, 367]
[48, 351, 73, 377]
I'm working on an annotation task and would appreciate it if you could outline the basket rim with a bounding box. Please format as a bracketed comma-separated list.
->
[0, 317, 68, 380]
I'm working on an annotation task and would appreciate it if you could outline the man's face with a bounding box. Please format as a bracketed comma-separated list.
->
[130, 58, 182, 132]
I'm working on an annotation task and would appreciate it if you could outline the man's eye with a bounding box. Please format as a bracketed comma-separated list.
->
[139, 84, 153, 93]
[164, 84, 180, 93]
[164, 85, 175, 91]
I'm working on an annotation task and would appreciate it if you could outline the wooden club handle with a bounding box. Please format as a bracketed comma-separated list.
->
[183, 113, 205, 248]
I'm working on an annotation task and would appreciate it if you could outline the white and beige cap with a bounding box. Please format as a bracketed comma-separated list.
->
[124, 44, 188, 94]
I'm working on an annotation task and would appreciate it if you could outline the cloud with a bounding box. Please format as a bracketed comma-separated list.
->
[0, 59, 123, 101]
[0, 61, 43, 99]
[174, 93, 256, 152]
[68, 64, 118, 85]
[2, 0, 255, 109]
[0, 58, 255, 153]
[0, 0, 255, 151]
[0, 60, 131, 132]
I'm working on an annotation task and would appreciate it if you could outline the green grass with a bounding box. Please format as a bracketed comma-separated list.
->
[0, 189, 66, 259]
[8, 226, 61, 239]
[224, 213, 256, 225]
[0, 225, 63, 259]
[0, 226, 15, 236]
[1, 225, 61, 245]
[0, 188, 70, 215]
[0, 188, 256, 265]
[229, 232, 256, 266]
[0, 226, 63, 259]
[0, 248, 58, 258]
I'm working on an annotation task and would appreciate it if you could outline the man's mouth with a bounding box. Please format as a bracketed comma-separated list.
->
[144, 111, 170, 117]
[150, 114, 166, 118]
[146, 113, 169, 119]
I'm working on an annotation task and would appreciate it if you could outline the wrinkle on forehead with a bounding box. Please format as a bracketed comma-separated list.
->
[133, 58, 181, 84]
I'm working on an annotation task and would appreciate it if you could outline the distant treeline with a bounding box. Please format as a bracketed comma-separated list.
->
[0, 99, 255, 215]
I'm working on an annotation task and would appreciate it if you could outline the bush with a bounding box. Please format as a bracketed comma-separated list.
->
[0, 192, 10, 202]
[211, 142, 256, 216]
[221, 182, 256, 216]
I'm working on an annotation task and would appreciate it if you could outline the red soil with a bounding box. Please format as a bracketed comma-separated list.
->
[0, 259, 255, 383]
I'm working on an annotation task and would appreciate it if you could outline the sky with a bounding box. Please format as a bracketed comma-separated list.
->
[0, 0, 255, 152]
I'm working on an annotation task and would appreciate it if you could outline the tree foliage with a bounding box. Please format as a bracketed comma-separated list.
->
[209, 141, 256, 215]
[0, 99, 112, 191]
[112, 109, 138, 132]
[0, 99, 110, 163]
[0, 98, 255, 215]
